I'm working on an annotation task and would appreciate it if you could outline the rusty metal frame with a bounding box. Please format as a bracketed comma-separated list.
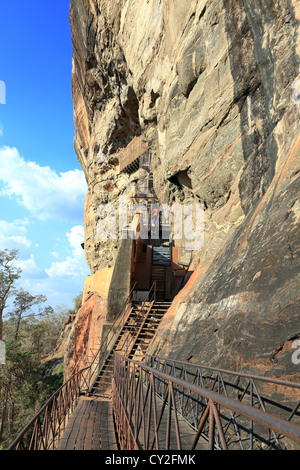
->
[6, 368, 88, 450]
[79, 281, 137, 394]
[113, 353, 300, 451]
[145, 356, 300, 449]
[119, 281, 156, 358]
[120, 136, 148, 173]
[87, 281, 156, 396]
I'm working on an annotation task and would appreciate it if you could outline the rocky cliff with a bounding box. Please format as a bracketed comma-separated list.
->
[68, 0, 300, 382]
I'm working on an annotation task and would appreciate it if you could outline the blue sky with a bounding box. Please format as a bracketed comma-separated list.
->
[0, 1, 90, 311]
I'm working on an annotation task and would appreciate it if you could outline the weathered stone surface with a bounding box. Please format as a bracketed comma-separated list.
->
[148, 134, 300, 380]
[82, 266, 113, 302]
[63, 293, 107, 378]
[106, 237, 133, 322]
[69, 0, 300, 382]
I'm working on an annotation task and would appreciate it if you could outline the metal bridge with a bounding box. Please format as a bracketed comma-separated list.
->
[6, 284, 300, 451]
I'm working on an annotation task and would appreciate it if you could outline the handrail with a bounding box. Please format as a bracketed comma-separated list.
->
[120, 281, 156, 358]
[145, 356, 300, 389]
[145, 356, 300, 449]
[88, 281, 156, 393]
[80, 281, 137, 393]
[6, 281, 138, 450]
[7, 367, 88, 450]
[113, 353, 300, 451]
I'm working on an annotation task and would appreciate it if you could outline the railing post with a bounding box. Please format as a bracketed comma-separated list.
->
[112, 353, 300, 451]
[208, 400, 215, 450]
[6, 367, 90, 451]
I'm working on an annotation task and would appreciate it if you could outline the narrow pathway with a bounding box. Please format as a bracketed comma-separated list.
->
[57, 397, 117, 450]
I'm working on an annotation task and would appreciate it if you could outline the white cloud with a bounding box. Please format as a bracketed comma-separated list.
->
[17, 254, 46, 279]
[25, 225, 90, 307]
[46, 225, 87, 280]
[1, 235, 31, 249]
[67, 225, 85, 256]
[0, 219, 45, 279]
[0, 219, 32, 256]
[0, 123, 3, 137]
[0, 147, 89, 308]
[20, 274, 85, 309]
[0, 218, 30, 235]
[0, 224, 89, 308]
[0, 146, 87, 222]
[4, 225, 89, 307]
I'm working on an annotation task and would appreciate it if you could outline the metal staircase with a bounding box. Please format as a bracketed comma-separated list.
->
[88, 283, 171, 397]
[7, 297, 300, 451]
[151, 266, 167, 301]
[90, 301, 171, 396]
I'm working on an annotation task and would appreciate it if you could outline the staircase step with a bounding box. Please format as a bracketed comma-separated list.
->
[89, 297, 170, 397]
[94, 374, 113, 382]
[94, 379, 112, 386]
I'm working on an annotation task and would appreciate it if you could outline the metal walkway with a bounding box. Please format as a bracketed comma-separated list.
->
[79, 282, 170, 398]
[7, 351, 300, 451]
[89, 300, 171, 397]
[57, 398, 117, 451]
[6, 282, 300, 451]
[56, 393, 209, 451]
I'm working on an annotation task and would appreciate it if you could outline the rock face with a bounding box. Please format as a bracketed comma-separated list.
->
[63, 293, 107, 377]
[69, 0, 300, 382]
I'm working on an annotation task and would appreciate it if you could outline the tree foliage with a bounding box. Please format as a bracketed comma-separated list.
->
[0, 249, 21, 340]
[0, 249, 74, 449]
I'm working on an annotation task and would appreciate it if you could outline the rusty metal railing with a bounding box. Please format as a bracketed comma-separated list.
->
[145, 356, 300, 450]
[112, 353, 300, 451]
[80, 281, 137, 394]
[119, 281, 156, 359]
[88, 281, 156, 396]
[7, 368, 88, 450]
[120, 135, 148, 173]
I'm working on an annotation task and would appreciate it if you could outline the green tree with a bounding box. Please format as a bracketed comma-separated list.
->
[23, 305, 67, 359]
[0, 250, 74, 448]
[0, 249, 21, 340]
[0, 290, 47, 443]
[73, 293, 82, 313]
